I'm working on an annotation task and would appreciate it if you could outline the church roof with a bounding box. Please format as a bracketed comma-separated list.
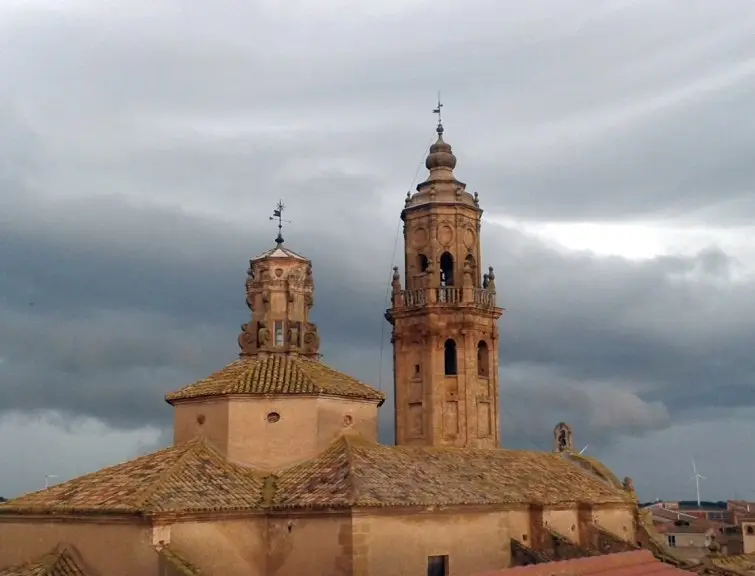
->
[475, 550, 697, 576]
[1, 433, 633, 517]
[0, 437, 265, 515]
[0, 545, 90, 576]
[273, 434, 634, 508]
[164, 355, 385, 405]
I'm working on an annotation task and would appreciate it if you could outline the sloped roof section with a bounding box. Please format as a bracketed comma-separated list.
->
[165, 355, 385, 405]
[272, 434, 635, 508]
[251, 244, 309, 262]
[473, 550, 696, 575]
[710, 554, 755, 576]
[0, 545, 89, 576]
[0, 437, 264, 515]
[156, 545, 202, 576]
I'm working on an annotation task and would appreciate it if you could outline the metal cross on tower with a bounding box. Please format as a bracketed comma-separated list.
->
[432, 91, 444, 129]
[269, 199, 291, 245]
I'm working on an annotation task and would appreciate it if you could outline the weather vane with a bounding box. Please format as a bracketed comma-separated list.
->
[269, 199, 291, 245]
[432, 91, 444, 129]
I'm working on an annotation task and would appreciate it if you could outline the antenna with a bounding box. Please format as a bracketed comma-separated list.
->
[578, 444, 589, 455]
[432, 91, 444, 130]
[691, 458, 706, 508]
[269, 199, 291, 245]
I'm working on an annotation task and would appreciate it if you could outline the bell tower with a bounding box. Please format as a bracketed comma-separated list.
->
[385, 109, 504, 448]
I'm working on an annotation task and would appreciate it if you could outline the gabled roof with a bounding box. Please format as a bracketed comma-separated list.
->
[165, 354, 385, 405]
[1, 433, 632, 516]
[473, 550, 696, 575]
[0, 437, 264, 515]
[272, 433, 635, 508]
[0, 545, 89, 576]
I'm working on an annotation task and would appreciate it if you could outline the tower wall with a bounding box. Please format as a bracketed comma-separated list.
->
[386, 124, 504, 449]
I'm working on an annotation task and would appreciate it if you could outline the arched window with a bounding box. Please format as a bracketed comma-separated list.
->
[440, 252, 454, 286]
[444, 339, 457, 376]
[477, 341, 489, 377]
[418, 254, 429, 273]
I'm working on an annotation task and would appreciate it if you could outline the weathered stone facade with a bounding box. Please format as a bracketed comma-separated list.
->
[385, 122, 503, 449]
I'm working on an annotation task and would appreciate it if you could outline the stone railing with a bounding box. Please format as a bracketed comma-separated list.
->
[402, 288, 427, 307]
[437, 287, 460, 304]
[393, 287, 496, 309]
[474, 289, 495, 307]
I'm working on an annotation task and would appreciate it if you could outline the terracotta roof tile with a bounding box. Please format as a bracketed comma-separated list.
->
[0, 545, 89, 576]
[165, 355, 385, 404]
[272, 434, 635, 508]
[473, 550, 696, 576]
[0, 438, 264, 514]
[711, 554, 755, 574]
[1, 433, 632, 516]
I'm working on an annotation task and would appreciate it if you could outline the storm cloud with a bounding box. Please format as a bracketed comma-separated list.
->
[2, 0, 755, 500]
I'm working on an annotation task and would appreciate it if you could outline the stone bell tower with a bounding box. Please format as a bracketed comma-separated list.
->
[237, 203, 321, 358]
[385, 111, 504, 448]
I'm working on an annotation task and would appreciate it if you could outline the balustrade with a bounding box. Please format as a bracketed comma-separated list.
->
[395, 287, 496, 308]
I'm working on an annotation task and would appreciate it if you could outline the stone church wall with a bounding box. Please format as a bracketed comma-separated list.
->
[0, 518, 157, 575]
[168, 517, 266, 575]
[173, 395, 378, 469]
[352, 508, 510, 576]
[593, 507, 635, 540]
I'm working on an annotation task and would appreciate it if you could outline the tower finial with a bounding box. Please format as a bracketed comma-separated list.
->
[269, 200, 290, 245]
[432, 91, 444, 134]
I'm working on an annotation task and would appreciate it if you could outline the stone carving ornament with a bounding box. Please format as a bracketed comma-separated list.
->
[258, 324, 270, 347]
[302, 324, 320, 352]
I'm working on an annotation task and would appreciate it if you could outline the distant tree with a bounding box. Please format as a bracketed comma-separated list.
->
[0, 497, 6, 503]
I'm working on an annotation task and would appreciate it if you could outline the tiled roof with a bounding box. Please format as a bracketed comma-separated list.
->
[665, 521, 716, 535]
[165, 355, 385, 405]
[0, 437, 264, 515]
[1, 433, 631, 516]
[473, 550, 696, 575]
[652, 508, 700, 522]
[0, 545, 88, 576]
[272, 434, 635, 508]
[710, 554, 755, 575]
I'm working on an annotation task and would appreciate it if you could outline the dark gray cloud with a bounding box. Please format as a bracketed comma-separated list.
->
[2, 0, 755, 499]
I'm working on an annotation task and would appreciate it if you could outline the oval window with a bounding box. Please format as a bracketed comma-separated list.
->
[266, 412, 280, 423]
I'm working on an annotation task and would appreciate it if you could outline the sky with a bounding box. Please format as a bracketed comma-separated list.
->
[1, 0, 755, 502]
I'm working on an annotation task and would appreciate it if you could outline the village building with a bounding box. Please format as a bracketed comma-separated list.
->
[0, 118, 730, 576]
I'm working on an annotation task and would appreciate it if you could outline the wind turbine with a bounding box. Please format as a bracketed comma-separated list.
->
[691, 458, 706, 508]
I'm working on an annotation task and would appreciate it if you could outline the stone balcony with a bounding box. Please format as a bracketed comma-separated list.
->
[392, 287, 496, 309]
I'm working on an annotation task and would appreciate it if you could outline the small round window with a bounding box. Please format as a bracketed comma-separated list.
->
[266, 412, 280, 423]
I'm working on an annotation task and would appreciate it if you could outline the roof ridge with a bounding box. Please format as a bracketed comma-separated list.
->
[130, 437, 204, 511]
[340, 434, 359, 505]
[155, 543, 202, 575]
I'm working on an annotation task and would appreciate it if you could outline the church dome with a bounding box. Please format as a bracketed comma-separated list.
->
[425, 124, 457, 170]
